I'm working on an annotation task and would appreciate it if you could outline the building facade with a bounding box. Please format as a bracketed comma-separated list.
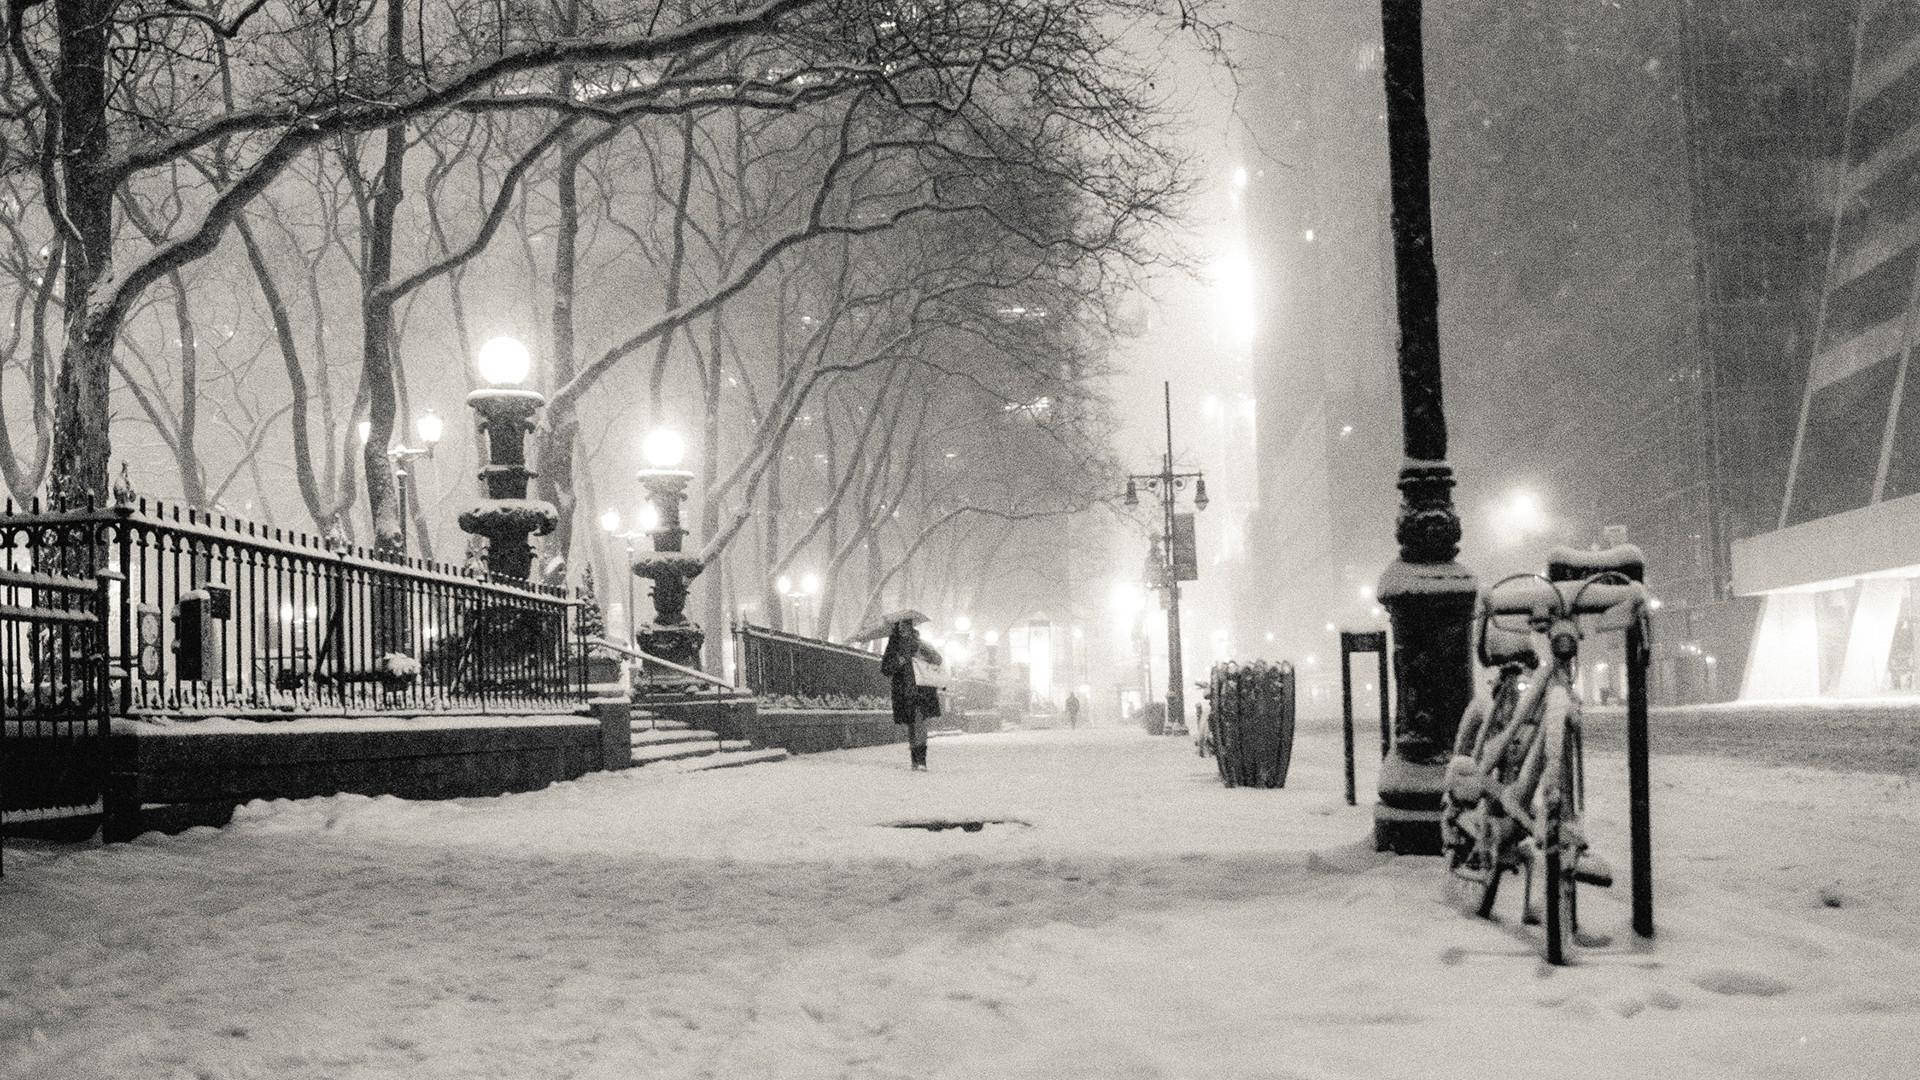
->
[1732, 0, 1920, 699]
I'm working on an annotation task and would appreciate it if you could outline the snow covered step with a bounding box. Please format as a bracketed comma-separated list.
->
[719, 739, 751, 752]
[630, 728, 718, 747]
[673, 747, 789, 772]
[629, 717, 692, 731]
[630, 739, 725, 765]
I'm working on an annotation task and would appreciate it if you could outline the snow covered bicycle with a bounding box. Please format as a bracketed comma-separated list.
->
[1442, 567, 1647, 964]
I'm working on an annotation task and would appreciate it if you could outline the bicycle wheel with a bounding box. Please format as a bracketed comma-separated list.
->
[1474, 799, 1504, 918]
[1540, 697, 1578, 964]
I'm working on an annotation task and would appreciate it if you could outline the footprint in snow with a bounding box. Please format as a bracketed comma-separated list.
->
[1690, 968, 1793, 997]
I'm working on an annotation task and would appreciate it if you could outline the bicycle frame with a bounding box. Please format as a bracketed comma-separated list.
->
[1444, 570, 1638, 962]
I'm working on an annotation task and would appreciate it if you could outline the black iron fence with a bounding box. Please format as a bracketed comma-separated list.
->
[1, 564, 112, 870]
[0, 498, 587, 716]
[733, 622, 890, 701]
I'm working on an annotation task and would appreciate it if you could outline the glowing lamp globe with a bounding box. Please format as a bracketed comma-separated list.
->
[642, 428, 686, 469]
[776, 574, 793, 596]
[599, 508, 621, 533]
[476, 336, 532, 386]
[955, 615, 972, 633]
[800, 572, 821, 596]
[637, 503, 662, 532]
[415, 409, 444, 447]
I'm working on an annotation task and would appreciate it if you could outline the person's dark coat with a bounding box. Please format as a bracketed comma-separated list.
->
[881, 622, 943, 725]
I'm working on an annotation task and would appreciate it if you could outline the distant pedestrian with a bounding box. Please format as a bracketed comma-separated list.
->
[1065, 692, 1082, 729]
[880, 614, 943, 771]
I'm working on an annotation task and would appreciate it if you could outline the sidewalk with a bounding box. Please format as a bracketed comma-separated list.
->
[3, 727, 1915, 1079]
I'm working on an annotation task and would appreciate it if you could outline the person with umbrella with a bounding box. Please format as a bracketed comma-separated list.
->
[861, 610, 944, 770]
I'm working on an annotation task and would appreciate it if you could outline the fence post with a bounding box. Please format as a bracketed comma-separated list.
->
[586, 651, 633, 771]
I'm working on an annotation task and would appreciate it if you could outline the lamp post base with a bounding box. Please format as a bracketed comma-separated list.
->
[1373, 755, 1448, 855]
[1375, 554, 1477, 856]
[637, 622, 705, 669]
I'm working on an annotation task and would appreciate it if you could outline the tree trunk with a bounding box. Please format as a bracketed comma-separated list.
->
[49, 0, 117, 510]
[535, 4, 583, 585]
[699, 310, 726, 665]
[359, 0, 410, 557]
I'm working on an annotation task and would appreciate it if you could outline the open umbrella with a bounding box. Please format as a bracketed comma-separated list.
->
[847, 608, 931, 644]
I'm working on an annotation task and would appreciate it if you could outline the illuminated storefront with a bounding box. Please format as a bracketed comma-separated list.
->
[1733, 492, 1920, 699]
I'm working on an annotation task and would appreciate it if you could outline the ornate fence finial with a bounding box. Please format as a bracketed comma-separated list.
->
[111, 463, 138, 509]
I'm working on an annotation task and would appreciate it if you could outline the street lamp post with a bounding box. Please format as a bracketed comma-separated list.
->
[362, 411, 444, 557]
[388, 409, 443, 555]
[1124, 382, 1209, 737]
[1374, 0, 1478, 854]
[632, 428, 706, 668]
[773, 571, 823, 635]
[599, 507, 655, 643]
[457, 337, 558, 580]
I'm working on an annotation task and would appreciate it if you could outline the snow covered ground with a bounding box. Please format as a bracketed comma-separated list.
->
[3, 723, 1916, 1079]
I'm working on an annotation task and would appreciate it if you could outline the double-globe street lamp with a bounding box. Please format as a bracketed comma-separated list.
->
[599, 504, 660, 643]
[358, 410, 444, 556]
[1123, 381, 1209, 736]
[774, 571, 823, 634]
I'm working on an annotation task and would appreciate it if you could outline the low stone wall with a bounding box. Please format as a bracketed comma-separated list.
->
[748, 709, 903, 754]
[104, 713, 604, 839]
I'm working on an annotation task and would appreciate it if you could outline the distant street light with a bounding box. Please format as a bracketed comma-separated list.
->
[600, 509, 648, 643]
[387, 409, 441, 556]
[1122, 382, 1209, 736]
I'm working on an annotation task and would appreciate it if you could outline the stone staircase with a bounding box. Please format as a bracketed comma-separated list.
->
[629, 711, 788, 772]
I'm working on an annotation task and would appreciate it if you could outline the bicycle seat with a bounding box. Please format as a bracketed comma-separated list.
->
[1481, 622, 1539, 668]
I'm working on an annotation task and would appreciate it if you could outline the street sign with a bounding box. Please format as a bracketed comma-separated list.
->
[1171, 513, 1199, 581]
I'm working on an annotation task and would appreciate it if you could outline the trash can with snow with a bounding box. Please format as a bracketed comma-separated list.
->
[1206, 661, 1296, 788]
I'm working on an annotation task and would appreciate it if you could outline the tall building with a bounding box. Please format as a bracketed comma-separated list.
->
[1231, 1, 1401, 685]
[1607, 0, 1857, 702]
[1733, 0, 1920, 699]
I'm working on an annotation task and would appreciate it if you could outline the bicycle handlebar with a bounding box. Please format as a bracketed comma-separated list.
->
[1483, 574, 1649, 619]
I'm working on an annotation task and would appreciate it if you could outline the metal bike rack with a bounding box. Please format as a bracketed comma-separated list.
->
[1547, 551, 1654, 940]
[1338, 629, 1390, 807]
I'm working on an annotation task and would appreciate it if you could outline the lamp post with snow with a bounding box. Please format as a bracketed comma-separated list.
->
[389, 410, 443, 555]
[632, 428, 705, 668]
[773, 571, 823, 635]
[599, 505, 657, 643]
[1123, 382, 1208, 736]
[1373, 0, 1478, 854]
[457, 337, 558, 581]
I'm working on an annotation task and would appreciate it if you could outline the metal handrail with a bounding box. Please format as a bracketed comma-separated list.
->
[589, 636, 738, 692]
